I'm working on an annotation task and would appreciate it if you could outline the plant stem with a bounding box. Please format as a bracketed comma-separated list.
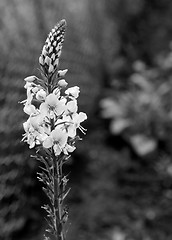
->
[48, 81, 64, 240]
[52, 150, 64, 240]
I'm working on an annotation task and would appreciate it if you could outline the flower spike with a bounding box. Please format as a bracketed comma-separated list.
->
[39, 19, 67, 76]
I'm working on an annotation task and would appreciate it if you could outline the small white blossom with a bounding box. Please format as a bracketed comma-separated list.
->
[43, 127, 68, 156]
[40, 93, 66, 119]
[30, 114, 43, 129]
[23, 119, 38, 148]
[65, 86, 80, 99]
[67, 112, 87, 138]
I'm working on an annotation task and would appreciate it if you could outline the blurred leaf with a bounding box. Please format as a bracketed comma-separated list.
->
[110, 119, 131, 134]
[100, 98, 124, 118]
[131, 73, 153, 92]
[130, 134, 157, 156]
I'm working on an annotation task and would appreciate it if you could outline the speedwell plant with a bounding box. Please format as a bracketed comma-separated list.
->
[21, 19, 87, 240]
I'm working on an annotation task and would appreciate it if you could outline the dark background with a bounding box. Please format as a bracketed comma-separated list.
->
[1, 0, 172, 239]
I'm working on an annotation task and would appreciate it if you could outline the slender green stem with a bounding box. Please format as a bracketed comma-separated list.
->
[50, 113, 64, 240]
[52, 151, 64, 240]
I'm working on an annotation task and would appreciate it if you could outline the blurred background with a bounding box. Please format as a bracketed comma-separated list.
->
[1, 0, 172, 239]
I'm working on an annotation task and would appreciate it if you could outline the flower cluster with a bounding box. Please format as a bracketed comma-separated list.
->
[22, 19, 87, 157]
[22, 77, 87, 156]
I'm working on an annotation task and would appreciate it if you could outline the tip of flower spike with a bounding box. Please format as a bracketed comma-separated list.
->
[54, 19, 67, 34]
[39, 19, 67, 76]
[55, 19, 67, 35]
[59, 19, 67, 28]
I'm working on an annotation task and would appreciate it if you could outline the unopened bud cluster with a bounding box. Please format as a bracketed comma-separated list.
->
[39, 19, 66, 76]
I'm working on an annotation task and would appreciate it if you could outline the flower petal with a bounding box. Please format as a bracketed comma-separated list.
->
[46, 93, 58, 107]
[43, 136, 53, 148]
[65, 86, 80, 98]
[24, 104, 36, 115]
[66, 100, 78, 114]
[53, 144, 62, 156]
[51, 128, 68, 147]
[40, 102, 48, 116]
[78, 112, 87, 122]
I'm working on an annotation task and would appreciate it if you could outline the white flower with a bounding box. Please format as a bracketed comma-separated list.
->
[23, 113, 50, 148]
[40, 93, 66, 119]
[67, 112, 87, 138]
[23, 119, 38, 148]
[23, 119, 31, 133]
[65, 100, 78, 116]
[65, 86, 80, 99]
[43, 127, 68, 156]
[30, 114, 43, 129]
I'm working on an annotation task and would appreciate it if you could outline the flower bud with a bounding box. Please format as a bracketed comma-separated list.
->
[57, 49, 62, 58]
[44, 56, 51, 66]
[49, 63, 54, 73]
[24, 104, 36, 115]
[42, 45, 47, 57]
[54, 58, 59, 68]
[24, 76, 36, 82]
[36, 89, 47, 101]
[32, 87, 39, 94]
[39, 55, 44, 65]
[49, 46, 53, 53]
[58, 79, 68, 88]
[51, 53, 56, 61]
[58, 69, 68, 77]
[53, 88, 60, 97]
